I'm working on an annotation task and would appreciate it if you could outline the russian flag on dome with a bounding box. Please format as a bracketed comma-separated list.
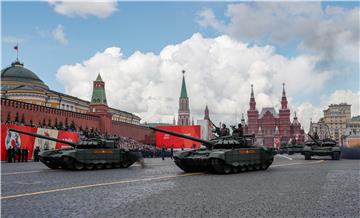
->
[14, 44, 18, 50]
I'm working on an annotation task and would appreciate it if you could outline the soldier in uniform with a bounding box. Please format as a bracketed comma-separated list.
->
[34, 146, 40, 162]
[7, 147, 12, 162]
[220, 124, 230, 136]
[313, 131, 320, 140]
[15, 147, 21, 162]
[232, 124, 244, 137]
[23, 147, 29, 162]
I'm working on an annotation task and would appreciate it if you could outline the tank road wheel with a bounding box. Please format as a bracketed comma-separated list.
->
[240, 166, 247, 172]
[74, 162, 84, 170]
[211, 159, 231, 174]
[254, 164, 261, 171]
[105, 164, 112, 169]
[85, 164, 94, 170]
[121, 161, 130, 168]
[62, 157, 75, 170]
[304, 152, 311, 160]
[95, 164, 103, 169]
[113, 163, 121, 168]
[247, 165, 254, 171]
[232, 166, 239, 173]
[332, 152, 340, 160]
[261, 162, 269, 170]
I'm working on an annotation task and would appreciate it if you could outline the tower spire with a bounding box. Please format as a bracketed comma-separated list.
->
[249, 84, 256, 110]
[251, 84, 254, 98]
[178, 70, 190, 125]
[281, 82, 288, 109]
[180, 70, 188, 98]
[282, 82, 286, 97]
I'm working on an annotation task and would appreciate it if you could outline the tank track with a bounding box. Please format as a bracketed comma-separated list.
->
[174, 157, 273, 174]
[41, 156, 138, 171]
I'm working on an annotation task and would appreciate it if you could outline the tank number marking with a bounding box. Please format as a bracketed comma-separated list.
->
[93, 150, 113, 154]
[239, 150, 257, 154]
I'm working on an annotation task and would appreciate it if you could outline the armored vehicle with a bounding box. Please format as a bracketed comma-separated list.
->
[278, 143, 304, 155]
[9, 128, 143, 170]
[302, 133, 341, 160]
[150, 126, 275, 174]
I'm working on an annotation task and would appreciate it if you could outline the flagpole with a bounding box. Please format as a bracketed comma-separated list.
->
[16, 43, 19, 61]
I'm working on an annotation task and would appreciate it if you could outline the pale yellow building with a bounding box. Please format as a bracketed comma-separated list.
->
[323, 103, 351, 144]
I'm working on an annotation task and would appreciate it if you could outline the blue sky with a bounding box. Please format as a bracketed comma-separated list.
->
[1, 1, 359, 125]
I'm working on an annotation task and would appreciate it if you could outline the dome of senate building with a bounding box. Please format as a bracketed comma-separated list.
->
[1, 60, 48, 89]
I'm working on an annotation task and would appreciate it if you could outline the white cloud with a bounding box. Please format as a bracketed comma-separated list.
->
[56, 33, 337, 129]
[2, 36, 24, 44]
[48, 0, 117, 18]
[52, 24, 68, 45]
[197, 3, 360, 64]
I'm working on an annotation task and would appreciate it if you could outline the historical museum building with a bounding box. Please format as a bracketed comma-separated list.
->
[244, 84, 305, 147]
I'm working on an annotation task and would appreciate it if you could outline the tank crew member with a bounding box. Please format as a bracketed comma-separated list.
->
[232, 124, 244, 137]
[220, 124, 230, 136]
[313, 131, 319, 140]
[34, 146, 40, 162]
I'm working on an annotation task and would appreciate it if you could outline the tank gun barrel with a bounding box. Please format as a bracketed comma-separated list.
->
[148, 126, 213, 147]
[307, 133, 322, 146]
[8, 128, 77, 147]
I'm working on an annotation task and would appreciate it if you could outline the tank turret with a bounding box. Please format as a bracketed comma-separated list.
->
[149, 126, 255, 149]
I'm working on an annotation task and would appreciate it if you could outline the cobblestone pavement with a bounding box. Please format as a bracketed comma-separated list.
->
[1, 155, 359, 218]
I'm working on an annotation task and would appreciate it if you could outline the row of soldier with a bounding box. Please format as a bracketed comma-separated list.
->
[6, 146, 41, 162]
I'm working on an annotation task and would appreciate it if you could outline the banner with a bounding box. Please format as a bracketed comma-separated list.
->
[1, 125, 37, 161]
[0, 124, 79, 161]
[155, 125, 201, 149]
[56, 131, 79, 149]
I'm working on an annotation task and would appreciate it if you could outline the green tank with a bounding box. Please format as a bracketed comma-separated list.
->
[9, 128, 143, 170]
[150, 126, 275, 174]
[302, 133, 341, 160]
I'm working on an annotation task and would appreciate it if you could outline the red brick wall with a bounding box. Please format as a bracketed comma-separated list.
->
[111, 121, 152, 144]
[1, 98, 100, 130]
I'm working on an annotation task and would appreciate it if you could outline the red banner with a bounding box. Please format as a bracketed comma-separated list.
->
[155, 125, 201, 149]
[0, 124, 79, 160]
[56, 131, 79, 149]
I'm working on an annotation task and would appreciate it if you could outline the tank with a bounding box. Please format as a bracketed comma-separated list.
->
[302, 133, 341, 160]
[8, 128, 143, 170]
[150, 126, 275, 174]
[278, 142, 304, 155]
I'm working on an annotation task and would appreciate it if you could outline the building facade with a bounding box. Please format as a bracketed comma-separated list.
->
[309, 118, 330, 140]
[342, 115, 360, 148]
[245, 84, 305, 147]
[1, 60, 140, 125]
[322, 103, 351, 144]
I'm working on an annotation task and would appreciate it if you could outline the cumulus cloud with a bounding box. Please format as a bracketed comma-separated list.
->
[52, 24, 68, 45]
[197, 2, 359, 64]
[48, 0, 117, 18]
[56, 33, 337, 129]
